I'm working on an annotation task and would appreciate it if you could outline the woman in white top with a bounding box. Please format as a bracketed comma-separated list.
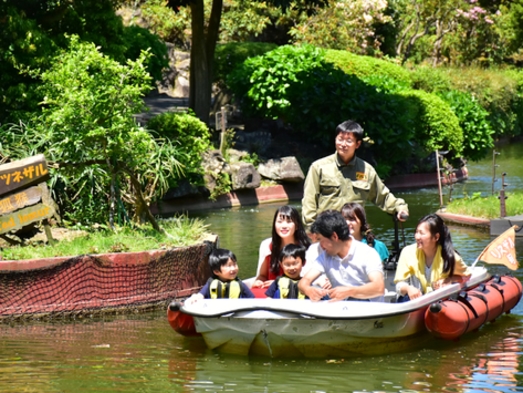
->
[252, 205, 311, 289]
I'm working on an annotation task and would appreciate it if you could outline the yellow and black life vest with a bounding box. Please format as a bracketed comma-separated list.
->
[209, 279, 242, 299]
[277, 276, 306, 299]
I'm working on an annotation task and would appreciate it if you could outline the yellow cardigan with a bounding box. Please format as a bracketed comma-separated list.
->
[394, 243, 470, 293]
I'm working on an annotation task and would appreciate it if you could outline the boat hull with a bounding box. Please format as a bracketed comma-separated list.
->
[171, 267, 500, 358]
[195, 308, 428, 357]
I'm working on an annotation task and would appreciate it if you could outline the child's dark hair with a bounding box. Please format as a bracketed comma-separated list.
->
[278, 244, 306, 265]
[209, 248, 237, 277]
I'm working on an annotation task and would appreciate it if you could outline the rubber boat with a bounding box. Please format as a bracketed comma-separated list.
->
[167, 266, 522, 358]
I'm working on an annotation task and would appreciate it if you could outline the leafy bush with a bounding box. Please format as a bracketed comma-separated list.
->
[227, 44, 327, 119]
[398, 89, 463, 157]
[138, 0, 189, 45]
[227, 44, 476, 175]
[147, 111, 213, 185]
[437, 90, 494, 161]
[325, 50, 412, 90]
[9, 36, 184, 228]
[410, 65, 523, 139]
[123, 25, 169, 83]
[227, 45, 419, 175]
[214, 42, 277, 84]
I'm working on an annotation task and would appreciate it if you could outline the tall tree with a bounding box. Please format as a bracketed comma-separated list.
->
[166, 0, 327, 124]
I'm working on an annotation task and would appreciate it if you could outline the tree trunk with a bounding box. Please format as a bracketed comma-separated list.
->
[189, 0, 210, 124]
[188, 0, 223, 125]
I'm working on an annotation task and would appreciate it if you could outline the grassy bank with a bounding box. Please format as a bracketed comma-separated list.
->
[444, 191, 523, 219]
[1, 216, 211, 261]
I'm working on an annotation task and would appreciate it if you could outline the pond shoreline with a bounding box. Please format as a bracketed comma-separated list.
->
[154, 168, 469, 216]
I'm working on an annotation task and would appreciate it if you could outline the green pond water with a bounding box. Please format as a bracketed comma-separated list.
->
[1, 143, 523, 392]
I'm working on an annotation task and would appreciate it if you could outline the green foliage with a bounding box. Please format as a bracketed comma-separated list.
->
[410, 65, 523, 140]
[4, 36, 184, 227]
[325, 49, 412, 91]
[138, 0, 189, 45]
[0, 0, 168, 124]
[146, 111, 213, 185]
[214, 42, 277, 84]
[2, 217, 211, 260]
[227, 44, 418, 172]
[288, 0, 393, 56]
[445, 191, 523, 219]
[398, 89, 463, 156]
[437, 90, 494, 161]
[209, 172, 232, 201]
[122, 25, 169, 83]
[227, 44, 327, 119]
[227, 44, 477, 172]
[219, 1, 273, 42]
[0, 5, 58, 122]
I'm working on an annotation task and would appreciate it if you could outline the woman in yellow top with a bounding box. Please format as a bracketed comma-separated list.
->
[394, 214, 470, 302]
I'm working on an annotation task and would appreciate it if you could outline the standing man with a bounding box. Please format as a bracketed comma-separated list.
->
[298, 210, 385, 302]
[301, 120, 409, 231]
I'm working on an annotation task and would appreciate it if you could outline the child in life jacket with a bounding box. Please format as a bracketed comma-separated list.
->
[265, 244, 307, 299]
[186, 248, 255, 304]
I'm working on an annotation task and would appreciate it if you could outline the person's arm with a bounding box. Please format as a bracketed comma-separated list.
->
[253, 257, 269, 288]
[185, 279, 210, 304]
[301, 163, 321, 231]
[395, 280, 422, 299]
[393, 244, 424, 298]
[327, 271, 385, 301]
[253, 239, 272, 288]
[368, 169, 409, 220]
[433, 253, 471, 289]
[298, 268, 325, 301]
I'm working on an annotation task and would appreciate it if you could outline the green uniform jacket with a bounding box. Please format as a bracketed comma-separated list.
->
[302, 153, 408, 230]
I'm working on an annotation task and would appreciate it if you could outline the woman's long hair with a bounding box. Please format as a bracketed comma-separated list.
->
[418, 214, 457, 275]
[340, 202, 376, 247]
[270, 205, 311, 275]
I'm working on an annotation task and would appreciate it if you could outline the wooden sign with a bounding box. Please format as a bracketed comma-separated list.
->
[0, 185, 44, 215]
[0, 202, 56, 235]
[0, 154, 49, 197]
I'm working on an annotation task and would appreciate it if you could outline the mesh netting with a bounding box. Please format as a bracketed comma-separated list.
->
[0, 242, 213, 321]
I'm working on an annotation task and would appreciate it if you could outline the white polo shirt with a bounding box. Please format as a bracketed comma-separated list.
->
[311, 237, 384, 302]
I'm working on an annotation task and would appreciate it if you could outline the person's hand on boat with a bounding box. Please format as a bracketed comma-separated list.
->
[406, 286, 422, 300]
[252, 279, 273, 288]
[313, 275, 331, 290]
[185, 293, 204, 305]
[326, 286, 354, 301]
[305, 286, 328, 301]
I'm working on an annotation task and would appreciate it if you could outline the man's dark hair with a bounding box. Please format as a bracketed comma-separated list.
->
[311, 210, 351, 240]
[209, 248, 237, 277]
[335, 120, 364, 142]
[278, 243, 306, 264]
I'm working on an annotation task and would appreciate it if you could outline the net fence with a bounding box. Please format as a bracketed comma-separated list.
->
[0, 241, 214, 322]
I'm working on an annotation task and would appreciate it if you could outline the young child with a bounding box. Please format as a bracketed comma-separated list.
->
[265, 244, 307, 299]
[186, 248, 254, 304]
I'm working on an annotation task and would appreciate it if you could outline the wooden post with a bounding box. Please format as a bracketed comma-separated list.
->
[435, 150, 444, 207]
[43, 218, 56, 245]
[499, 172, 508, 218]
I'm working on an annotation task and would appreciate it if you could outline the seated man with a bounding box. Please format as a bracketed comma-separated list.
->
[298, 210, 385, 302]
